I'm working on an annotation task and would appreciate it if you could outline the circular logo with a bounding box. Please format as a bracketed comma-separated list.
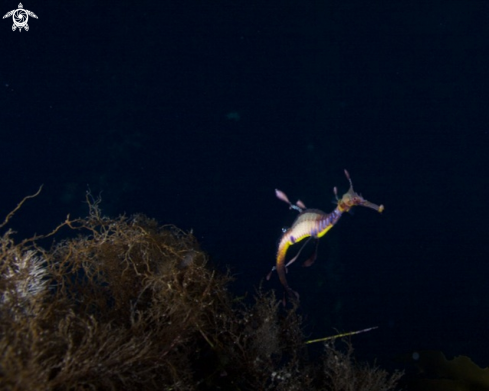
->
[13, 9, 27, 27]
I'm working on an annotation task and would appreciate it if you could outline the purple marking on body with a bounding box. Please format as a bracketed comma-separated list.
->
[290, 235, 296, 244]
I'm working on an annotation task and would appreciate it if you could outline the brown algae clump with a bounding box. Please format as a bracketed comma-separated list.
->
[0, 194, 230, 390]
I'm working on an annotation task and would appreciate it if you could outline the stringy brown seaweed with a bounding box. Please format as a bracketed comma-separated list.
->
[0, 190, 402, 390]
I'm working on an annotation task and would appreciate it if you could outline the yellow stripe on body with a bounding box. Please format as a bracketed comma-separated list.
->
[275, 208, 342, 293]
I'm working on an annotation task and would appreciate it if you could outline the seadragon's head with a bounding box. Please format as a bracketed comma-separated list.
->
[336, 170, 384, 213]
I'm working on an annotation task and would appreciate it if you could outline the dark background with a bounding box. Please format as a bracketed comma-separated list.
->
[2, 0, 488, 368]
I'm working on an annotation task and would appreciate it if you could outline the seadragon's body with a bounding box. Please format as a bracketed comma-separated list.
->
[270, 170, 384, 299]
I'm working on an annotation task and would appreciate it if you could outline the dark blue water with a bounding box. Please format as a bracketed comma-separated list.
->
[2, 0, 488, 371]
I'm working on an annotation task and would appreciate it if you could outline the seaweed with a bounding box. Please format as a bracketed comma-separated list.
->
[401, 350, 489, 391]
[0, 190, 402, 390]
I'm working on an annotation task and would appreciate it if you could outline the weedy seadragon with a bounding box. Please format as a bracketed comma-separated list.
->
[268, 170, 384, 300]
